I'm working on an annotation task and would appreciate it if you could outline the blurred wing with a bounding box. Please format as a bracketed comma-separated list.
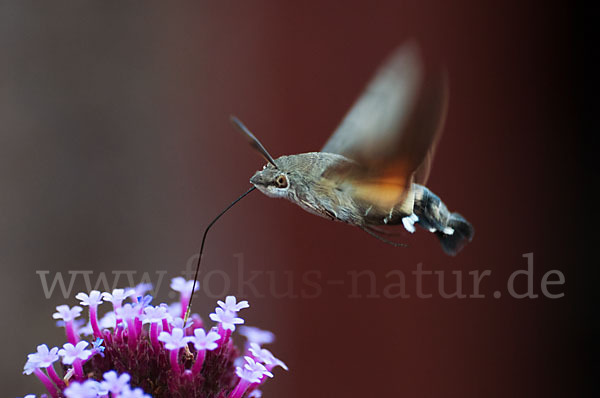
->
[412, 98, 446, 187]
[321, 42, 447, 207]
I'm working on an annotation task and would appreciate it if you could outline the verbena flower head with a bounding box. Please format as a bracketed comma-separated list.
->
[20, 277, 287, 397]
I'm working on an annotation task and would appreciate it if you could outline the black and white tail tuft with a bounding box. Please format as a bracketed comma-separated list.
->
[413, 184, 474, 256]
[434, 212, 474, 256]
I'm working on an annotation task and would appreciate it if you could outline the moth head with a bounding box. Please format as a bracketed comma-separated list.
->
[250, 163, 291, 198]
[230, 116, 293, 197]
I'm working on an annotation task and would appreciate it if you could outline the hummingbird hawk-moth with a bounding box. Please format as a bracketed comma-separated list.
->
[184, 43, 474, 321]
[232, 43, 474, 256]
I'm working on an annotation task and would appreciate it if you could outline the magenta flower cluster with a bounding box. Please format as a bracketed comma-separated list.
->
[20, 278, 287, 398]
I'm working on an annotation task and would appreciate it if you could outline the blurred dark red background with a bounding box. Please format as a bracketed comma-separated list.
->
[1, 1, 592, 397]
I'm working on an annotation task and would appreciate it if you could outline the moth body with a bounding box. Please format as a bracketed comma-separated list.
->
[249, 153, 473, 255]
[235, 42, 474, 255]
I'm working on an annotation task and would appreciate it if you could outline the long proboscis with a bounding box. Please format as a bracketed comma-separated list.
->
[183, 186, 256, 324]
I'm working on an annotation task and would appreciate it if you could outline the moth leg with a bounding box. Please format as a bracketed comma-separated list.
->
[401, 213, 419, 233]
[363, 225, 405, 236]
[361, 226, 407, 247]
[323, 208, 337, 221]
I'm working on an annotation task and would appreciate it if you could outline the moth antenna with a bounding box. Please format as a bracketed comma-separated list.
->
[361, 226, 408, 247]
[183, 186, 256, 325]
[230, 115, 279, 169]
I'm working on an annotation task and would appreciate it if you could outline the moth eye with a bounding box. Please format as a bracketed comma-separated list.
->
[275, 174, 288, 188]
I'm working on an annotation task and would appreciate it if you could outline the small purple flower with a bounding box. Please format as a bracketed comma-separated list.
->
[191, 328, 221, 375]
[22, 359, 38, 375]
[239, 326, 275, 346]
[143, 305, 169, 323]
[209, 307, 244, 331]
[100, 370, 131, 395]
[217, 296, 249, 313]
[170, 316, 193, 331]
[59, 341, 92, 365]
[75, 290, 103, 307]
[158, 327, 191, 350]
[91, 338, 105, 355]
[116, 303, 139, 321]
[120, 386, 152, 398]
[53, 305, 83, 344]
[98, 311, 117, 329]
[171, 277, 199, 318]
[249, 343, 288, 371]
[235, 365, 262, 383]
[243, 356, 274, 379]
[63, 380, 103, 398]
[28, 344, 59, 368]
[231, 357, 273, 398]
[192, 328, 220, 351]
[53, 305, 83, 322]
[59, 341, 92, 380]
[143, 304, 169, 350]
[133, 282, 153, 297]
[135, 294, 153, 308]
[158, 327, 192, 373]
[26, 344, 66, 390]
[24, 358, 59, 398]
[102, 288, 135, 303]
[210, 307, 244, 346]
[102, 288, 134, 311]
[116, 303, 142, 347]
[170, 277, 199, 295]
[76, 290, 104, 338]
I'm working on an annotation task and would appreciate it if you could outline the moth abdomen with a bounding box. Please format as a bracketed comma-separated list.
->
[412, 184, 474, 255]
[434, 213, 473, 256]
